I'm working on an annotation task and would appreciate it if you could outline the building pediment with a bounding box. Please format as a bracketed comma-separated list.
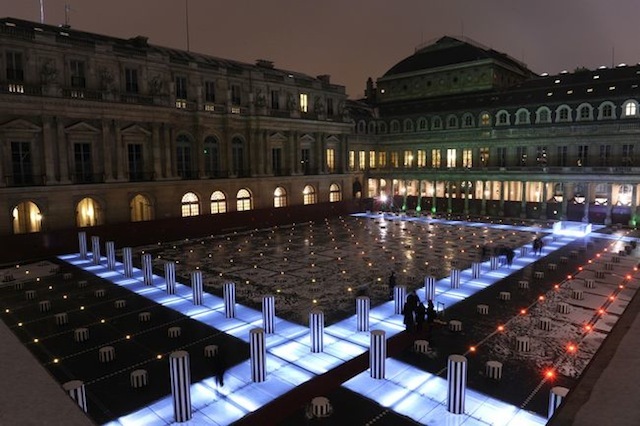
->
[299, 133, 315, 142]
[65, 121, 100, 134]
[121, 124, 151, 136]
[269, 132, 288, 142]
[0, 119, 42, 133]
[326, 135, 341, 143]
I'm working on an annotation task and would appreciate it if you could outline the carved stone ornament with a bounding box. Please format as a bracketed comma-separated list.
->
[287, 93, 297, 111]
[149, 75, 164, 95]
[97, 66, 115, 91]
[255, 90, 267, 107]
[40, 59, 58, 84]
[314, 96, 325, 114]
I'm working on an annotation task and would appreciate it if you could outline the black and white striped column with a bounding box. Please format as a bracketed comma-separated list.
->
[169, 350, 192, 423]
[164, 261, 176, 295]
[394, 285, 407, 315]
[548, 386, 569, 419]
[262, 295, 275, 334]
[250, 328, 266, 382]
[191, 271, 203, 305]
[310, 309, 324, 353]
[142, 253, 153, 285]
[356, 296, 370, 332]
[490, 256, 499, 270]
[447, 354, 467, 414]
[105, 241, 116, 270]
[122, 247, 133, 277]
[223, 281, 236, 318]
[78, 232, 87, 260]
[369, 330, 386, 379]
[471, 262, 482, 279]
[450, 269, 461, 289]
[91, 236, 101, 265]
[424, 276, 436, 302]
[62, 380, 87, 413]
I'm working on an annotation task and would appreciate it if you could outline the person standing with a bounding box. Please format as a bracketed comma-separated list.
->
[402, 300, 415, 333]
[415, 301, 426, 333]
[212, 347, 227, 387]
[388, 271, 396, 299]
[426, 299, 437, 336]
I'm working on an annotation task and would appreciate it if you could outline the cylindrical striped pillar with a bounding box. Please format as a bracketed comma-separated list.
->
[310, 309, 324, 353]
[370, 329, 386, 379]
[191, 271, 203, 305]
[91, 236, 101, 265]
[122, 247, 133, 277]
[447, 354, 467, 414]
[471, 262, 482, 279]
[142, 253, 153, 286]
[548, 386, 569, 419]
[62, 380, 87, 413]
[424, 276, 436, 302]
[250, 328, 266, 382]
[262, 295, 275, 334]
[450, 269, 461, 289]
[490, 256, 499, 270]
[169, 350, 192, 423]
[78, 232, 87, 260]
[105, 241, 116, 270]
[394, 285, 407, 315]
[520, 246, 528, 257]
[356, 296, 370, 332]
[223, 281, 236, 318]
[164, 261, 176, 295]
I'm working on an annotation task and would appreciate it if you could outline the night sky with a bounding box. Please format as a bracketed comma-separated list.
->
[4, 0, 640, 98]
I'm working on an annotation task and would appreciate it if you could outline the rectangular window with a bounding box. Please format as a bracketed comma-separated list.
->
[359, 151, 366, 171]
[231, 84, 241, 105]
[378, 151, 387, 168]
[623, 144, 634, 165]
[417, 150, 426, 167]
[74, 143, 93, 183]
[175, 76, 187, 99]
[232, 143, 244, 176]
[204, 144, 219, 176]
[6, 51, 24, 82]
[326, 148, 335, 172]
[349, 150, 355, 170]
[301, 148, 311, 174]
[369, 150, 376, 169]
[462, 149, 472, 168]
[480, 147, 489, 166]
[205, 81, 216, 103]
[70, 60, 86, 88]
[125, 68, 138, 93]
[557, 146, 568, 167]
[403, 150, 413, 168]
[431, 149, 441, 168]
[536, 146, 547, 166]
[326, 98, 334, 115]
[599, 145, 611, 166]
[11, 141, 32, 185]
[517, 146, 527, 166]
[577, 145, 589, 166]
[497, 147, 507, 167]
[390, 152, 399, 168]
[446, 148, 456, 168]
[270, 90, 279, 109]
[299, 93, 308, 112]
[272, 148, 282, 175]
[127, 144, 143, 181]
[176, 145, 192, 178]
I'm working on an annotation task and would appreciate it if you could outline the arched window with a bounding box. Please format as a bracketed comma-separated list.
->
[329, 183, 342, 202]
[556, 105, 572, 122]
[378, 121, 387, 134]
[403, 119, 414, 132]
[210, 190, 227, 214]
[598, 102, 615, 120]
[176, 134, 194, 179]
[237, 188, 252, 211]
[273, 186, 287, 208]
[357, 120, 366, 133]
[577, 103, 593, 121]
[535, 107, 551, 123]
[515, 108, 530, 125]
[130, 194, 152, 222]
[480, 112, 491, 126]
[181, 192, 200, 217]
[76, 197, 101, 227]
[446, 115, 458, 129]
[432, 116, 442, 129]
[231, 137, 245, 176]
[368, 121, 376, 134]
[12, 201, 42, 234]
[204, 136, 220, 177]
[496, 110, 509, 125]
[623, 100, 638, 117]
[303, 185, 316, 205]
[462, 113, 474, 128]
[390, 120, 400, 133]
[417, 117, 428, 130]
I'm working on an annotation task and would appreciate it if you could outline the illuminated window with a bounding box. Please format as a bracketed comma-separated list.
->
[130, 194, 152, 222]
[431, 149, 441, 168]
[181, 192, 200, 217]
[329, 183, 341, 202]
[378, 151, 387, 168]
[359, 151, 366, 171]
[274, 186, 287, 208]
[303, 185, 316, 205]
[349, 150, 356, 170]
[480, 147, 489, 166]
[624, 100, 638, 117]
[446, 149, 457, 168]
[326, 148, 335, 172]
[417, 150, 426, 167]
[536, 146, 547, 166]
[390, 152, 399, 167]
[236, 188, 252, 211]
[462, 149, 472, 168]
[369, 150, 376, 168]
[12, 201, 42, 234]
[480, 113, 490, 126]
[403, 150, 413, 168]
[299, 93, 308, 112]
[76, 197, 101, 227]
[210, 191, 227, 214]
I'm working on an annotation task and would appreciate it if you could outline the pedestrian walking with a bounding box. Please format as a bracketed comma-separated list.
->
[212, 347, 227, 387]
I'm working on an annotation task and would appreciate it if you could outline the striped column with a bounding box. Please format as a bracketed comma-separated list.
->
[169, 350, 192, 423]
[105, 241, 116, 270]
[91, 236, 101, 265]
[424, 276, 436, 302]
[62, 380, 87, 413]
[122, 247, 133, 277]
[262, 295, 275, 334]
[78, 232, 87, 259]
[450, 269, 461, 289]
[310, 309, 324, 353]
[471, 262, 482, 279]
[490, 256, 499, 270]
[142, 254, 153, 286]
[520, 246, 528, 257]
[394, 285, 407, 315]
[191, 271, 203, 305]
[548, 386, 569, 419]
[223, 281, 236, 318]
[447, 354, 467, 414]
[250, 328, 266, 382]
[356, 296, 370, 332]
[164, 261, 176, 295]
[369, 330, 386, 379]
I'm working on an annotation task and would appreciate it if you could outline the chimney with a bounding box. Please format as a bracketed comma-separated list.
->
[256, 59, 274, 69]
[317, 74, 331, 84]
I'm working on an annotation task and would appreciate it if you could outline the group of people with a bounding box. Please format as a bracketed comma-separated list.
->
[480, 245, 516, 267]
[533, 237, 544, 256]
[402, 291, 437, 334]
